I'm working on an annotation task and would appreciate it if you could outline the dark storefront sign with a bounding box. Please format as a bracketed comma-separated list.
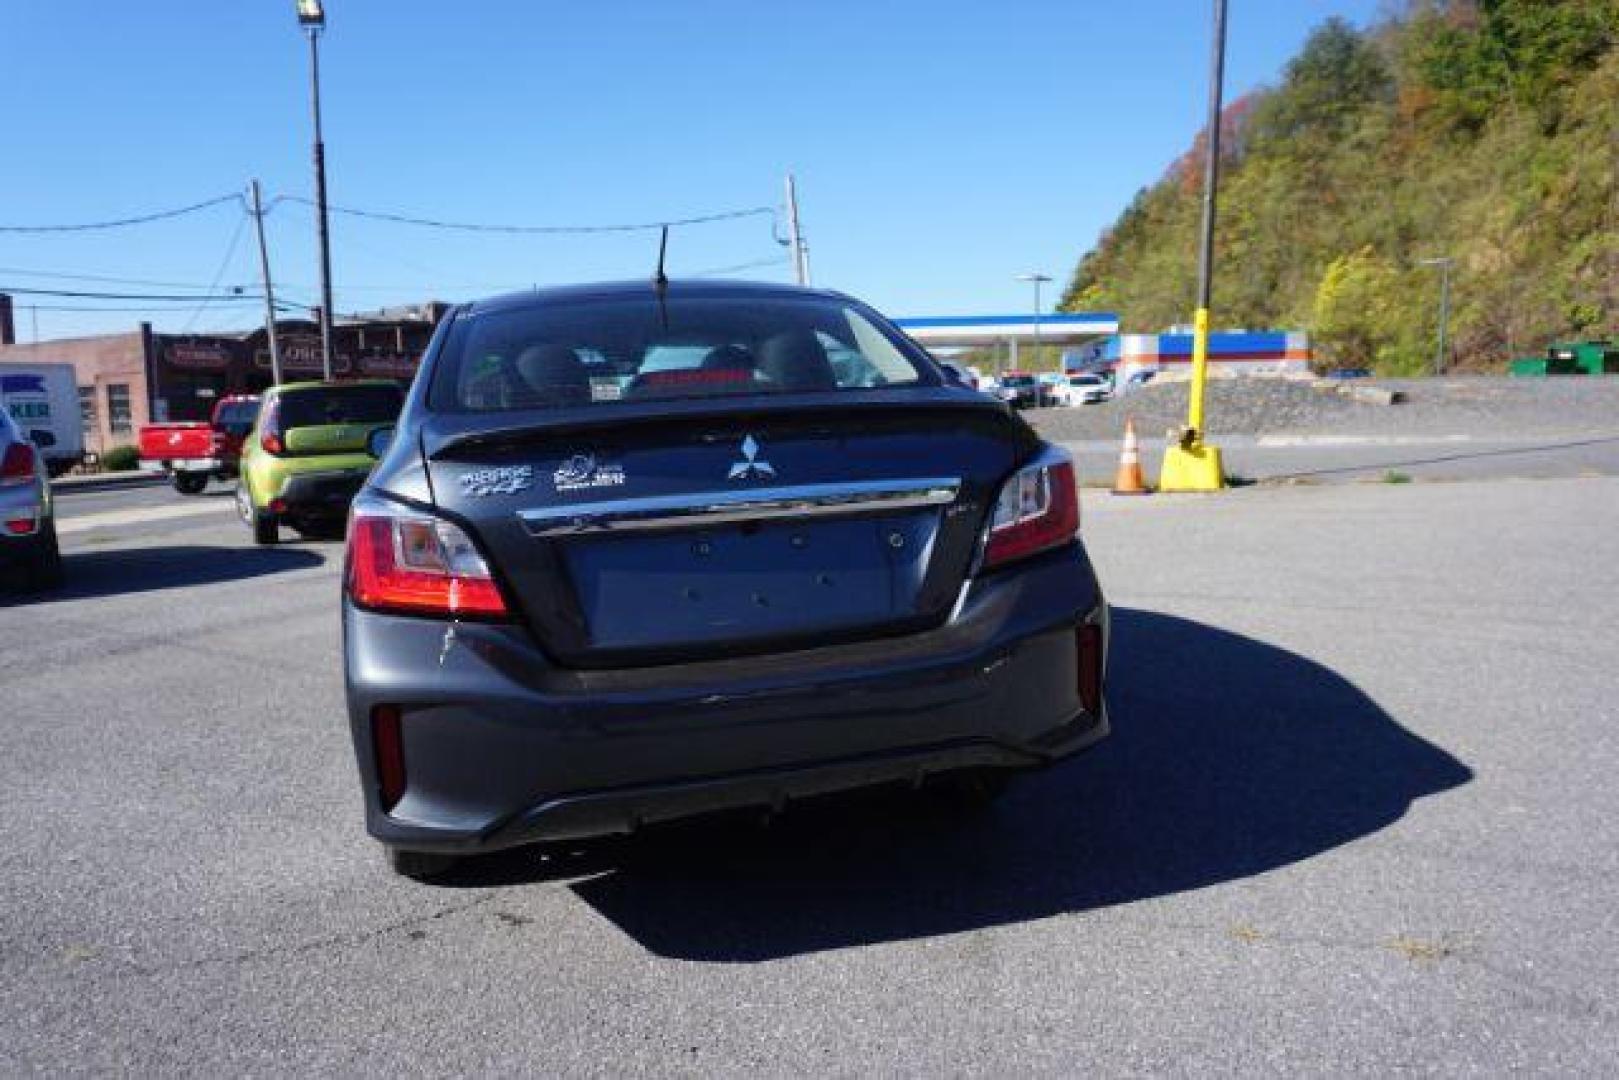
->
[252, 334, 424, 380]
[356, 353, 418, 378]
[255, 333, 354, 376]
[164, 342, 233, 371]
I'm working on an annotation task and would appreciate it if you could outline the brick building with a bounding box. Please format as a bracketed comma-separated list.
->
[0, 295, 445, 455]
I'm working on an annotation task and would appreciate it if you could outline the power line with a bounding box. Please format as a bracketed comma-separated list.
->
[0, 265, 247, 289]
[2, 192, 775, 237]
[0, 193, 244, 233]
[0, 285, 262, 303]
[180, 213, 252, 333]
[689, 255, 793, 278]
[15, 302, 265, 313]
[0, 264, 484, 295]
[275, 194, 775, 235]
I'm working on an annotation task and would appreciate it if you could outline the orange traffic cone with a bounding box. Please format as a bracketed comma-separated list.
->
[1112, 417, 1150, 495]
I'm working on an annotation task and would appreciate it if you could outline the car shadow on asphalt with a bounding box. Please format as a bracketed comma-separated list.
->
[0, 544, 326, 606]
[440, 607, 1473, 961]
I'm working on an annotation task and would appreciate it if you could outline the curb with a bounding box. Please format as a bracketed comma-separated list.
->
[52, 472, 168, 495]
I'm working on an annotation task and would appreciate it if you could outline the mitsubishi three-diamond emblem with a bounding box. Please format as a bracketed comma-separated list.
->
[727, 434, 776, 480]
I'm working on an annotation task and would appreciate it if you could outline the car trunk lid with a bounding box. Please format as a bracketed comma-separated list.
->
[422, 391, 1031, 668]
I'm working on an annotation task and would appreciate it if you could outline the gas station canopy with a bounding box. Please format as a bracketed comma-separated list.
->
[893, 312, 1119, 349]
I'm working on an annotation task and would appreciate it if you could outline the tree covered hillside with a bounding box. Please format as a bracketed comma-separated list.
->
[1059, 0, 1619, 373]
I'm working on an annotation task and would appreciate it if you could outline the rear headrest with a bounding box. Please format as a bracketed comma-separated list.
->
[758, 330, 835, 390]
[513, 344, 589, 406]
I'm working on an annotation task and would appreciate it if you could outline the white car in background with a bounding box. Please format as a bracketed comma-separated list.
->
[1050, 372, 1113, 407]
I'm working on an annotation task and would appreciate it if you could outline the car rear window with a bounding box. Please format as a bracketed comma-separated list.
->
[429, 295, 936, 412]
[216, 400, 260, 429]
[276, 385, 402, 429]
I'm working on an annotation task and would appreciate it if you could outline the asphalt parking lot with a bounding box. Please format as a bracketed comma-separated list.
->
[3, 474, 1617, 1074]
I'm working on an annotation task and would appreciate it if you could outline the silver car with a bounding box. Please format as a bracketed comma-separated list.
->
[0, 403, 62, 588]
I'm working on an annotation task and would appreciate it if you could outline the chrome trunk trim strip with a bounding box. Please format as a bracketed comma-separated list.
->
[518, 478, 961, 536]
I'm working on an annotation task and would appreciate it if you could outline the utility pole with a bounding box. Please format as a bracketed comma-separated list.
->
[250, 180, 285, 386]
[298, 0, 335, 379]
[785, 173, 811, 286]
[1160, 0, 1229, 492]
[1421, 256, 1454, 376]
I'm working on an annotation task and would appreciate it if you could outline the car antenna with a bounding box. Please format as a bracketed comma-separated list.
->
[652, 224, 670, 328]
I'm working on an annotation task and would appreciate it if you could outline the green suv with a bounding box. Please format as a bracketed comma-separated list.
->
[236, 380, 404, 544]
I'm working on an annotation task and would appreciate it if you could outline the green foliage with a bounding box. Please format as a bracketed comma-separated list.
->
[1248, 17, 1394, 147]
[101, 445, 139, 472]
[1060, 1, 1619, 374]
[1312, 248, 1430, 374]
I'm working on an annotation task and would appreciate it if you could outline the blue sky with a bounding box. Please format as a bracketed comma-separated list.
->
[2, 0, 1381, 341]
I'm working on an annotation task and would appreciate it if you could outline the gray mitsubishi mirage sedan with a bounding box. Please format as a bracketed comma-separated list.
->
[342, 280, 1109, 879]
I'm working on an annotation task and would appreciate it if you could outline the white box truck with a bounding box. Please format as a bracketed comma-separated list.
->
[0, 362, 83, 476]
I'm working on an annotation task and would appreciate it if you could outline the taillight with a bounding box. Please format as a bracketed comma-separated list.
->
[345, 495, 509, 620]
[1, 442, 36, 487]
[259, 397, 283, 455]
[981, 452, 1080, 569]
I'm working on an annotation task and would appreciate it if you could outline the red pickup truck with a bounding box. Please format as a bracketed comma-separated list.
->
[137, 395, 260, 495]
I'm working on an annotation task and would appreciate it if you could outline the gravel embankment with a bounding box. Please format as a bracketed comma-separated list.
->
[1029, 375, 1619, 442]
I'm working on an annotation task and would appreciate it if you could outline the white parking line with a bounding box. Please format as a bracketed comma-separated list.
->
[57, 502, 235, 535]
[1255, 434, 1477, 448]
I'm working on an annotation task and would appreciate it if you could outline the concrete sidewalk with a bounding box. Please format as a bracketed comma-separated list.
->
[50, 471, 166, 495]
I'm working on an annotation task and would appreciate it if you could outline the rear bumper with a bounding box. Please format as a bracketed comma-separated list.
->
[1, 485, 47, 555]
[467, 737, 1094, 851]
[344, 542, 1109, 853]
[274, 468, 369, 518]
[140, 457, 226, 473]
[0, 520, 51, 566]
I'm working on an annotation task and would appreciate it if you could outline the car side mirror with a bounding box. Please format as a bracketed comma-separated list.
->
[939, 363, 967, 387]
[29, 429, 57, 449]
[365, 426, 395, 459]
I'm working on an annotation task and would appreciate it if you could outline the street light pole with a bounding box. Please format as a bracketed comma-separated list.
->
[1016, 272, 1052, 369]
[1160, 0, 1228, 492]
[297, 0, 335, 381]
[1420, 257, 1454, 376]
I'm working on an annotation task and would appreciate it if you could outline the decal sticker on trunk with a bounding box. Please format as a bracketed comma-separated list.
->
[461, 465, 536, 497]
[553, 453, 626, 493]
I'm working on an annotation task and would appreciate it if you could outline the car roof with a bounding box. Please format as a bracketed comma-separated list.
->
[464, 278, 853, 316]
